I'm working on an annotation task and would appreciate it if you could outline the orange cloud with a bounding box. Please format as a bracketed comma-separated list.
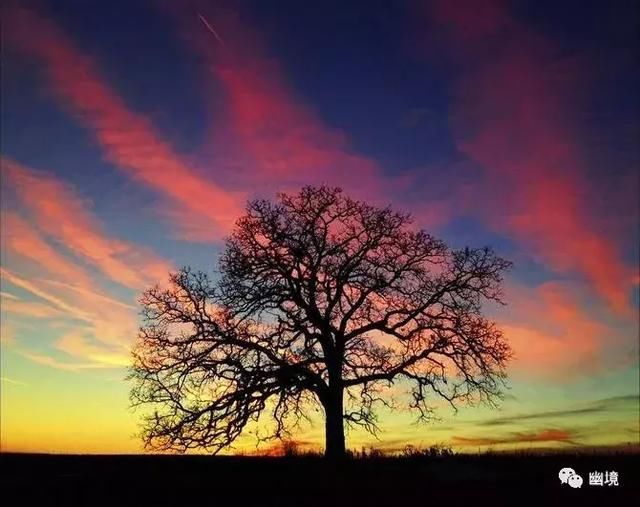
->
[2, 158, 173, 289]
[1, 211, 94, 288]
[0, 156, 171, 369]
[427, 0, 634, 314]
[18, 351, 114, 371]
[0, 296, 64, 319]
[3, 5, 244, 242]
[42, 279, 135, 312]
[1, 268, 137, 367]
[0, 268, 91, 321]
[38, 278, 137, 350]
[56, 333, 130, 367]
[496, 280, 635, 379]
[503, 324, 599, 380]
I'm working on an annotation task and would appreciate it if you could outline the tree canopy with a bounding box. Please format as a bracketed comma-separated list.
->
[129, 186, 512, 457]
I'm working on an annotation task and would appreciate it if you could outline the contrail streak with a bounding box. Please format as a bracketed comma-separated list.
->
[198, 13, 225, 46]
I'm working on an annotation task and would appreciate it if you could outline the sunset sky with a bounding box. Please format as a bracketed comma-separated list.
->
[1, 0, 638, 454]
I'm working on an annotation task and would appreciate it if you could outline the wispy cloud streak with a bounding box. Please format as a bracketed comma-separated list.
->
[2, 157, 173, 289]
[3, 5, 244, 242]
[427, 0, 636, 314]
[453, 428, 577, 447]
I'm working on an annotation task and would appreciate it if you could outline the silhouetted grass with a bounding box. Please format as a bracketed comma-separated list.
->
[2, 447, 637, 506]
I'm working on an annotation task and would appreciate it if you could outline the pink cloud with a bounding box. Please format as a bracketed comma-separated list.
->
[2, 157, 173, 289]
[168, 5, 409, 206]
[427, 0, 635, 314]
[3, 5, 244, 242]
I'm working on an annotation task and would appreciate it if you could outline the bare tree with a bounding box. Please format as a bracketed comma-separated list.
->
[129, 186, 512, 458]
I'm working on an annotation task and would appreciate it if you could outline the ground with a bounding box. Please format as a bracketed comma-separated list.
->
[1, 451, 637, 505]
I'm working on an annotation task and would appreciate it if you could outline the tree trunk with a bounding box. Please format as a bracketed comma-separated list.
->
[323, 388, 345, 459]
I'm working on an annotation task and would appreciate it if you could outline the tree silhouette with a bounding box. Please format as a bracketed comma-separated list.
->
[129, 186, 512, 458]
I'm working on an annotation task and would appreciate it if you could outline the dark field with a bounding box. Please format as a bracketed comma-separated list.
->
[2, 451, 638, 506]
